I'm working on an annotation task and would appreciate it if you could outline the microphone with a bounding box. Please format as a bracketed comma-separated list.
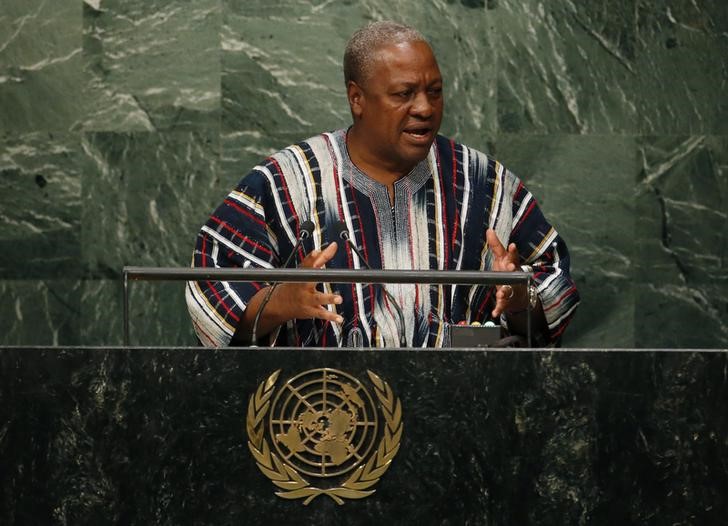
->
[250, 220, 315, 346]
[334, 221, 407, 347]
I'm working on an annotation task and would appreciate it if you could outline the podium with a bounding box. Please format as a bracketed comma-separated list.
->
[1, 346, 727, 524]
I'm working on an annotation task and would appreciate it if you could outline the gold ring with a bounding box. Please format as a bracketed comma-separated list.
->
[502, 285, 514, 300]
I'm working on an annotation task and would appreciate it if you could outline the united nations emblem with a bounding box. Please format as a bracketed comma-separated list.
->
[246, 368, 403, 505]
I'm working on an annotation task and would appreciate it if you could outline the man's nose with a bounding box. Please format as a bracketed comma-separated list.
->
[410, 91, 433, 118]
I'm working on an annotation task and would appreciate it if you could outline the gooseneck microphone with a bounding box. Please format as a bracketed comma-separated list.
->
[250, 220, 315, 346]
[334, 221, 407, 347]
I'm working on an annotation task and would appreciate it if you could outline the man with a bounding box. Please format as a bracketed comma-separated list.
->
[186, 21, 579, 348]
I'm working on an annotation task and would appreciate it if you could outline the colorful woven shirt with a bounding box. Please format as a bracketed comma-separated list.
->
[186, 129, 579, 347]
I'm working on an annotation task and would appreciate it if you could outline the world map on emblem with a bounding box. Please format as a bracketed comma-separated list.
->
[268, 368, 380, 477]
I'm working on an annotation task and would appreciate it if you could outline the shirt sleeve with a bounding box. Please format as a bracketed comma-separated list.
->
[185, 166, 285, 347]
[506, 174, 580, 344]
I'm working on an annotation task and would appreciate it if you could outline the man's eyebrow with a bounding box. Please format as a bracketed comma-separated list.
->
[389, 78, 443, 87]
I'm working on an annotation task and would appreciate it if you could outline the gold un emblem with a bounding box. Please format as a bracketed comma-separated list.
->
[246, 368, 403, 505]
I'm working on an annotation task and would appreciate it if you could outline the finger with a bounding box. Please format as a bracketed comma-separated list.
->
[314, 291, 343, 306]
[506, 243, 519, 271]
[302, 304, 344, 324]
[486, 228, 507, 257]
[299, 242, 336, 268]
[306, 241, 337, 269]
[312, 241, 338, 268]
[319, 306, 344, 324]
[491, 285, 512, 318]
[300, 248, 322, 269]
[491, 296, 507, 318]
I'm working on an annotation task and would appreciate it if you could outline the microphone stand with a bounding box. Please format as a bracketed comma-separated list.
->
[250, 220, 314, 346]
[336, 224, 407, 347]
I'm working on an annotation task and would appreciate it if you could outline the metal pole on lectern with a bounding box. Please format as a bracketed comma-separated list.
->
[121, 266, 533, 347]
[123, 270, 129, 346]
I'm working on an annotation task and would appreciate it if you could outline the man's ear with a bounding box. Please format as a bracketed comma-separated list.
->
[347, 80, 365, 119]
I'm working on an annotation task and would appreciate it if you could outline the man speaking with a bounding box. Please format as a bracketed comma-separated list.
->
[186, 21, 579, 348]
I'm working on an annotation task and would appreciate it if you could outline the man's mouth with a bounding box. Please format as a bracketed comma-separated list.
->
[403, 126, 433, 141]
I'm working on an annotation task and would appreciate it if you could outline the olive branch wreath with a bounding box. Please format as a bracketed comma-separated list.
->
[246, 369, 403, 505]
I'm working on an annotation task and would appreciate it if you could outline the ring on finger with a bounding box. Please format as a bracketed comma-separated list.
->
[502, 285, 514, 300]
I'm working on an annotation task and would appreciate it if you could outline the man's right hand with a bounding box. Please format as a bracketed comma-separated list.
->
[270, 241, 343, 324]
[235, 241, 343, 343]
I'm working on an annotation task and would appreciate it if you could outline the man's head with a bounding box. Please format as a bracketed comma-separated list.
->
[344, 21, 427, 86]
[344, 22, 444, 178]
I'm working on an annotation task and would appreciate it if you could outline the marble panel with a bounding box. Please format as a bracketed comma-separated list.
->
[0, 280, 80, 346]
[2, 0, 725, 349]
[80, 279, 196, 347]
[494, 0, 637, 134]
[635, 136, 728, 347]
[0, 132, 84, 279]
[636, 1, 728, 134]
[492, 134, 638, 348]
[222, 0, 495, 154]
[79, 0, 221, 132]
[80, 131, 221, 277]
[0, 0, 84, 132]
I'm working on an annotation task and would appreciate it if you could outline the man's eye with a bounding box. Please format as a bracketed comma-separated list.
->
[396, 90, 412, 98]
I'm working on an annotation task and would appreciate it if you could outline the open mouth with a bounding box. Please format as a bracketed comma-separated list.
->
[403, 126, 433, 141]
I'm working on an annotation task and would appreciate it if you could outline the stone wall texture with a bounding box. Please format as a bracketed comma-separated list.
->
[1, 0, 726, 347]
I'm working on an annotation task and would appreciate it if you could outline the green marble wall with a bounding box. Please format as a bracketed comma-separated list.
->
[1, 0, 726, 347]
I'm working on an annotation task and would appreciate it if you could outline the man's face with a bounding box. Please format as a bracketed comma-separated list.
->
[348, 40, 444, 174]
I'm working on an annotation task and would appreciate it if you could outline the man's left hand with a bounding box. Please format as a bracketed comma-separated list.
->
[486, 228, 528, 317]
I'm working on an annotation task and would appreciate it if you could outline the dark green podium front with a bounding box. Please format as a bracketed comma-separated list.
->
[1, 347, 727, 525]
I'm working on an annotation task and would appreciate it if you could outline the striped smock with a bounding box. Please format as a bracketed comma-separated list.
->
[186, 129, 579, 347]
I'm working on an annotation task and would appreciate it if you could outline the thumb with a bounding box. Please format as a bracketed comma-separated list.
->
[312, 241, 338, 268]
[486, 228, 506, 257]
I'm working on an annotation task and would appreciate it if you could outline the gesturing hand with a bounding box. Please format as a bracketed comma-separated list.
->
[486, 229, 527, 317]
[236, 241, 344, 343]
[272, 241, 344, 324]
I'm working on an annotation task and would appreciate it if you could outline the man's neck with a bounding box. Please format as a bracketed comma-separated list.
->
[346, 127, 411, 188]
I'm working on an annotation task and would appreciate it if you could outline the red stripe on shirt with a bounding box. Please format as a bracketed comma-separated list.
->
[205, 281, 240, 323]
[450, 139, 459, 254]
[223, 198, 266, 227]
[511, 200, 537, 236]
[270, 158, 298, 220]
[543, 285, 578, 313]
[209, 215, 273, 257]
[201, 234, 208, 267]
[328, 137, 359, 328]
[475, 289, 494, 320]
[269, 157, 301, 254]
[551, 322, 568, 339]
[349, 183, 375, 317]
